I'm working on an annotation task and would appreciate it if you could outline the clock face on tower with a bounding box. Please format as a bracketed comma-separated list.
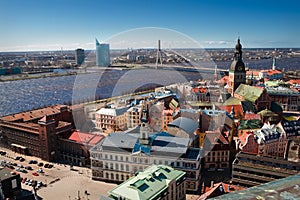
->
[237, 66, 243, 71]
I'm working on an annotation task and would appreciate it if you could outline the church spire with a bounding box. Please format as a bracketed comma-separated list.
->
[234, 36, 242, 61]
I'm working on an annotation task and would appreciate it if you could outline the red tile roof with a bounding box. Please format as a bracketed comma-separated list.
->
[288, 79, 300, 85]
[244, 113, 261, 120]
[192, 87, 207, 93]
[218, 105, 244, 118]
[198, 182, 245, 199]
[68, 131, 104, 146]
[246, 70, 260, 76]
[216, 76, 229, 84]
[1, 105, 67, 122]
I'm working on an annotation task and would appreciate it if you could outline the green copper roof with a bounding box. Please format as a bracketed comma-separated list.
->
[258, 109, 278, 116]
[223, 97, 242, 105]
[235, 84, 263, 103]
[109, 165, 185, 200]
[238, 120, 263, 130]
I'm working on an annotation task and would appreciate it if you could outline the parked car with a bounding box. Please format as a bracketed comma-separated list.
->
[0, 151, 6, 156]
[37, 168, 44, 173]
[37, 162, 43, 167]
[14, 156, 21, 160]
[25, 179, 30, 185]
[19, 157, 25, 162]
[17, 164, 24, 168]
[37, 181, 43, 188]
[28, 160, 38, 164]
[32, 172, 39, 176]
[7, 165, 15, 169]
[25, 166, 32, 170]
[22, 177, 27, 183]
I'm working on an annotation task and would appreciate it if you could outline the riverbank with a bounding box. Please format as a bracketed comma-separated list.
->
[0, 71, 79, 82]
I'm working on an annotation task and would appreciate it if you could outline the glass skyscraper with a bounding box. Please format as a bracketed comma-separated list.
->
[96, 39, 110, 67]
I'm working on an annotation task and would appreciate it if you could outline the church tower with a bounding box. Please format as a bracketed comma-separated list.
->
[139, 109, 150, 145]
[228, 37, 246, 96]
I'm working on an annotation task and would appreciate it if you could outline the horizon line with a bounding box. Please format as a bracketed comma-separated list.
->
[1, 47, 300, 53]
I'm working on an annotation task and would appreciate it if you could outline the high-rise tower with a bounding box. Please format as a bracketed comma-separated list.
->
[228, 37, 246, 96]
[75, 48, 85, 66]
[96, 38, 110, 67]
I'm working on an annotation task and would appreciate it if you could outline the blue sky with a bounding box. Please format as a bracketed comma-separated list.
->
[0, 0, 299, 51]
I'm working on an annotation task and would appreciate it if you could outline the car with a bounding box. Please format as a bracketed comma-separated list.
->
[37, 168, 44, 173]
[25, 166, 32, 170]
[37, 162, 43, 167]
[10, 171, 16, 175]
[19, 157, 25, 162]
[7, 165, 15, 169]
[17, 164, 24, 168]
[25, 179, 30, 185]
[0, 151, 6, 156]
[14, 156, 21, 160]
[44, 163, 49, 168]
[37, 181, 43, 188]
[48, 164, 53, 169]
[22, 177, 27, 183]
[12, 163, 18, 166]
[32, 172, 39, 176]
[28, 160, 37, 164]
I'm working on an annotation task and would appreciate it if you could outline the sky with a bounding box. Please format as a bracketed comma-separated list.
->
[0, 0, 299, 51]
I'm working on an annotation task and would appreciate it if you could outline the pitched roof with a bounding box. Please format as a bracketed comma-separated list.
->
[238, 120, 263, 130]
[109, 165, 185, 200]
[167, 117, 198, 137]
[102, 132, 138, 150]
[68, 131, 104, 146]
[1, 105, 67, 122]
[223, 97, 242, 105]
[235, 84, 264, 103]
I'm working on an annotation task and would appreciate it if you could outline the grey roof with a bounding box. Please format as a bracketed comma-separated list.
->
[151, 136, 190, 156]
[0, 167, 19, 180]
[102, 133, 138, 151]
[115, 107, 129, 116]
[241, 101, 255, 112]
[168, 117, 198, 136]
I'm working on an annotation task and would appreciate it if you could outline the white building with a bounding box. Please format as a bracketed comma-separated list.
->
[96, 39, 110, 67]
[90, 110, 202, 193]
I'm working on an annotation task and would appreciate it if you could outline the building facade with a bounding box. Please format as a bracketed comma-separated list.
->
[0, 105, 78, 162]
[266, 86, 300, 111]
[90, 129, 202, 193]
[95, 107, 128, 132]
[58, 131, 104, 166]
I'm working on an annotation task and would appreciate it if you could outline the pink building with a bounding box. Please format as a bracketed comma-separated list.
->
[236, 131, 258, 155]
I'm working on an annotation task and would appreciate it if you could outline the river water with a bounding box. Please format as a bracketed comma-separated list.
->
[0, 68, 203, 117]
[0, 57, 299, 117]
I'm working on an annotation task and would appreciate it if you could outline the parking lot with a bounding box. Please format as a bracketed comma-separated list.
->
[0, 148, 116, 199]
